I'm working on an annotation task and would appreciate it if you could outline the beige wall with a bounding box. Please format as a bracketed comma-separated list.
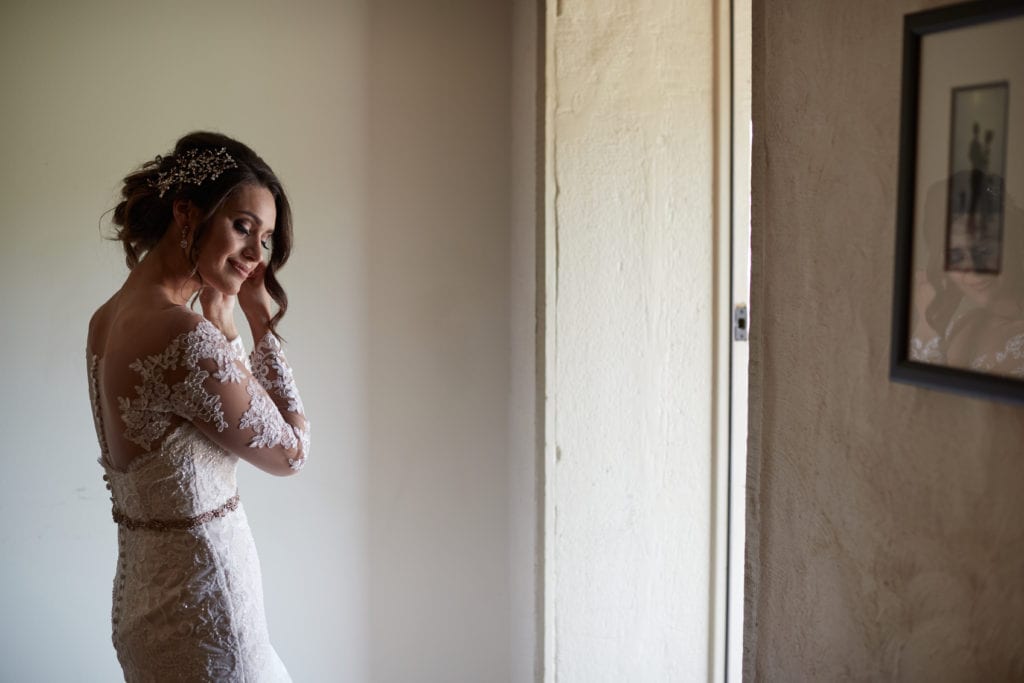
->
[509, 0, 542, 680]
[746, 1, 1024, 680]
[548, 1, 718, 679]
[0, 1, 531, 680]
[363, 2, 517, 680]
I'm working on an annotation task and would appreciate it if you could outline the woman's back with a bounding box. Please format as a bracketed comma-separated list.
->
[88, 289, 210, 472]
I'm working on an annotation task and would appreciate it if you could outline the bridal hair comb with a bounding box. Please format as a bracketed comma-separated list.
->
[150, 147, 239, 198]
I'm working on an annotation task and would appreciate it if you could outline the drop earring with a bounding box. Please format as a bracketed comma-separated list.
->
[180, 225, 189, 251]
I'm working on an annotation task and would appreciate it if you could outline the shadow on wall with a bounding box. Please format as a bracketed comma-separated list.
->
[362, 1, 515, 680]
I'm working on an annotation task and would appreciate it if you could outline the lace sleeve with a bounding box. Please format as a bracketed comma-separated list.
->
[241, 333, 310, 471]
[118, 319, 310, 476]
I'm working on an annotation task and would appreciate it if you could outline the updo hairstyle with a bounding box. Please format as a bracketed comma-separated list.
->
[112, 131, 293, 333]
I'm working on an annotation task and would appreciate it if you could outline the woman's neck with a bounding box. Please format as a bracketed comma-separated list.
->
[125, 238, 201, 307]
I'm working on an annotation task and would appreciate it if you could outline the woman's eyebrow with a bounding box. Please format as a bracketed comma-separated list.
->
[239, 210, 263, 227]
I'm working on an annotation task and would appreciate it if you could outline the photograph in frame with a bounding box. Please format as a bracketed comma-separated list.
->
[945, 81, 1007, 275]
[891, 1, 1024, 404]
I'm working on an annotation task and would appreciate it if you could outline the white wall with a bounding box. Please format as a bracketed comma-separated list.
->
[363, 2, 518, 681]
[0, 1, 529, 680]
[546, 1, 717, 681]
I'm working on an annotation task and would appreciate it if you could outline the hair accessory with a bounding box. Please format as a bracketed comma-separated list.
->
[151, 147, 238, 198]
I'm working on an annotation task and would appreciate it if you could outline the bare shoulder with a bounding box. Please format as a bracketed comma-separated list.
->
[87, 294, 121, 356]
[136, 306, 223, 353]
[158, 305, 212, 337]
[97, 301, 218, 365]
[135, 308, 237, 371]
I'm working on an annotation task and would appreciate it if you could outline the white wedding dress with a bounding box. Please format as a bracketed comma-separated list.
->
[87, 318, 309, 682]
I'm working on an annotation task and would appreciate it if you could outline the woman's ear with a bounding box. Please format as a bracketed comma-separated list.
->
[171, 198, 201, 228]
[171, 198, 190, 227]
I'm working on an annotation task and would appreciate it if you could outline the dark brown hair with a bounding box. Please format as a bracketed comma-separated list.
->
[112, 131, 293, 334]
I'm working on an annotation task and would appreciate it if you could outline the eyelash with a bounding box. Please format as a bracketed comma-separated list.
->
[233, 220, 272, 250]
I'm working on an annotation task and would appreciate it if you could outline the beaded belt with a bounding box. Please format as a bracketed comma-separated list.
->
[111, 494, 240, 531]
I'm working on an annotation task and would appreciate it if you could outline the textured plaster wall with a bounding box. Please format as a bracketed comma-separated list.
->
[746, 1, 1024, 680]
[550, 1, 715, 680]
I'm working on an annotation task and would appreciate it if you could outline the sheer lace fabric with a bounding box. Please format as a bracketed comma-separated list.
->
[910, 316, 1024, 377]
[88, 319, 308, 682]
[969, 331, 1024, 376]
[101, 426, 290, 682]
[115, 320, 309, 468]
[909, 335, 943, 364]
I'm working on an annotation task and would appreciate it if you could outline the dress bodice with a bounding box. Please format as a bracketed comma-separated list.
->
[100, 423, 239, 525]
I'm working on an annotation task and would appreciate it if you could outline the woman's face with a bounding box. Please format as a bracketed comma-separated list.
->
[195, 184, 277, 295]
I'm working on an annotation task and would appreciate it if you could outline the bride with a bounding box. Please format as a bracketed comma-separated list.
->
[86, 132, 310, 681]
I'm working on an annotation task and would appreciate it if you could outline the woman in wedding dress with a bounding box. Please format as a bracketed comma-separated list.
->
[86, 132, 309, 682]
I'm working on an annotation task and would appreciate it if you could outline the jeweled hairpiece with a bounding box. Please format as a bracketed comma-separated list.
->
[150, 147, 239, 198]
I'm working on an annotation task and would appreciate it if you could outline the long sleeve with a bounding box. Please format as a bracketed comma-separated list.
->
[117, 318, 310, 476]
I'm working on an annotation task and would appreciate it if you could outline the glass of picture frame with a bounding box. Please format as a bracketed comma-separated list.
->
[891, 0, 1024, 405]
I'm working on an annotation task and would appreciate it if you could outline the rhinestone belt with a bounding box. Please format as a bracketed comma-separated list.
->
[111, 494, 240, 531]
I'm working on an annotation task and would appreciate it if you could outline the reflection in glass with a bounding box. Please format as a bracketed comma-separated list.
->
[945, 82, 1008, 274]
[910, 181, 1023, 378]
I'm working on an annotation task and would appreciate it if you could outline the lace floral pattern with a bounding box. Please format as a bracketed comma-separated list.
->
[292, 424, 311, 472]
[240, 380, 299, 450]
[970, 332, 1024, 377]
[909, 335, 944, 364]
[99, 425, 292, 682]
[245, 333, 310, 471]
[88, 319, 307, 682]
[117, 321, 240, 449]
[251, 334, 305, 414]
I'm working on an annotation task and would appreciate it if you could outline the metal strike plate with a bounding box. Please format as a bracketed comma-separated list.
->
[733, 304, 748, 341]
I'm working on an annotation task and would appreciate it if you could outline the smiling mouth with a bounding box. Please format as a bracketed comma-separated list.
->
[229, 260, 252, 278]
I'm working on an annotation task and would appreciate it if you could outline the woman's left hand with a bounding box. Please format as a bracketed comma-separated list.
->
[238, 262, 276, 331]
[200, 287, 240, 339]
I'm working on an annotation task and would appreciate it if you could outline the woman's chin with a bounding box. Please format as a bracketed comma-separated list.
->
[203, 279, 242, 297]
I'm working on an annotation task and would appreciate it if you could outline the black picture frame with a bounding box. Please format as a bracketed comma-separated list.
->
[891, 0, 1024, 405]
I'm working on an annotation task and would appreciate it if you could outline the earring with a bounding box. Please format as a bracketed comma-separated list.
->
[180, 225, 189, 251]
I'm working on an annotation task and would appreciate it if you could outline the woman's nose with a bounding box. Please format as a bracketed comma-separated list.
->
[242, 243, 262, 262]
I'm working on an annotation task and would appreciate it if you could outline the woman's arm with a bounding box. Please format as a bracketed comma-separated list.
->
[155, 264, 309, 475]
[147, 313, 310, 476]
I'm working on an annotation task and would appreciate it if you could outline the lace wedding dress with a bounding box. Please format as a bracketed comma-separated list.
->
[87, 318, 309, 682]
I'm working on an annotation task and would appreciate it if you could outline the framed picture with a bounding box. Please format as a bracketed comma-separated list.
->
[891, 0, 1024, 404]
